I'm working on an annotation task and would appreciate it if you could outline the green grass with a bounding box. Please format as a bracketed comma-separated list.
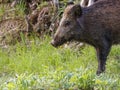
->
[0, 36, 119, 90]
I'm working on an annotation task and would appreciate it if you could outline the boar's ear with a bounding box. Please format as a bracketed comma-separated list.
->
[71, 4, 82, 18]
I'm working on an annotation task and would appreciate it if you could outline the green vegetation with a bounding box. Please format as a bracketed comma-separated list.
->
[0, 37, 120, 90]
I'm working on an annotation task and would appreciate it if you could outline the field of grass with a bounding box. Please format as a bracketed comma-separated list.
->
[0, 37, 119, 90]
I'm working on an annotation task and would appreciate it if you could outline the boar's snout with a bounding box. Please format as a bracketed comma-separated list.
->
[50, 38, 65, 47]
[51, 39, 58, 47]
[51, 34, 66, 48]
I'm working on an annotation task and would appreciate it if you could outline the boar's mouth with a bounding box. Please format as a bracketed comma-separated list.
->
[51, 36, 74, 48]
[51, 37, 67, 47]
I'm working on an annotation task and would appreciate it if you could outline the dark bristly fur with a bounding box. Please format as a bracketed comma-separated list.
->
[51, 0, 120, 75]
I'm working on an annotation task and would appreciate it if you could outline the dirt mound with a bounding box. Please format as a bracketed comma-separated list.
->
[0, 18, 29, 46]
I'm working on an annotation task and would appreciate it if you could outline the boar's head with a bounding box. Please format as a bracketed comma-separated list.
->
[51, 4, 83, 47]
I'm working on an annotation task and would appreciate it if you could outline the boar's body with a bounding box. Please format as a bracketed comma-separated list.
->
[82, 0, 120, 45]
[51, 0, 120, 75]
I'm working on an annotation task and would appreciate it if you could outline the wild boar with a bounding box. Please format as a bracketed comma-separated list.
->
[51, 0, 120, 75]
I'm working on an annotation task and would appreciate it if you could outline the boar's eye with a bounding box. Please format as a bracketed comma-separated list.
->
[64, 21, 70, 27]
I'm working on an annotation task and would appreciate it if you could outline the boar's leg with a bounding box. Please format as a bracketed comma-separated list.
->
[96, 39, 112, 75]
